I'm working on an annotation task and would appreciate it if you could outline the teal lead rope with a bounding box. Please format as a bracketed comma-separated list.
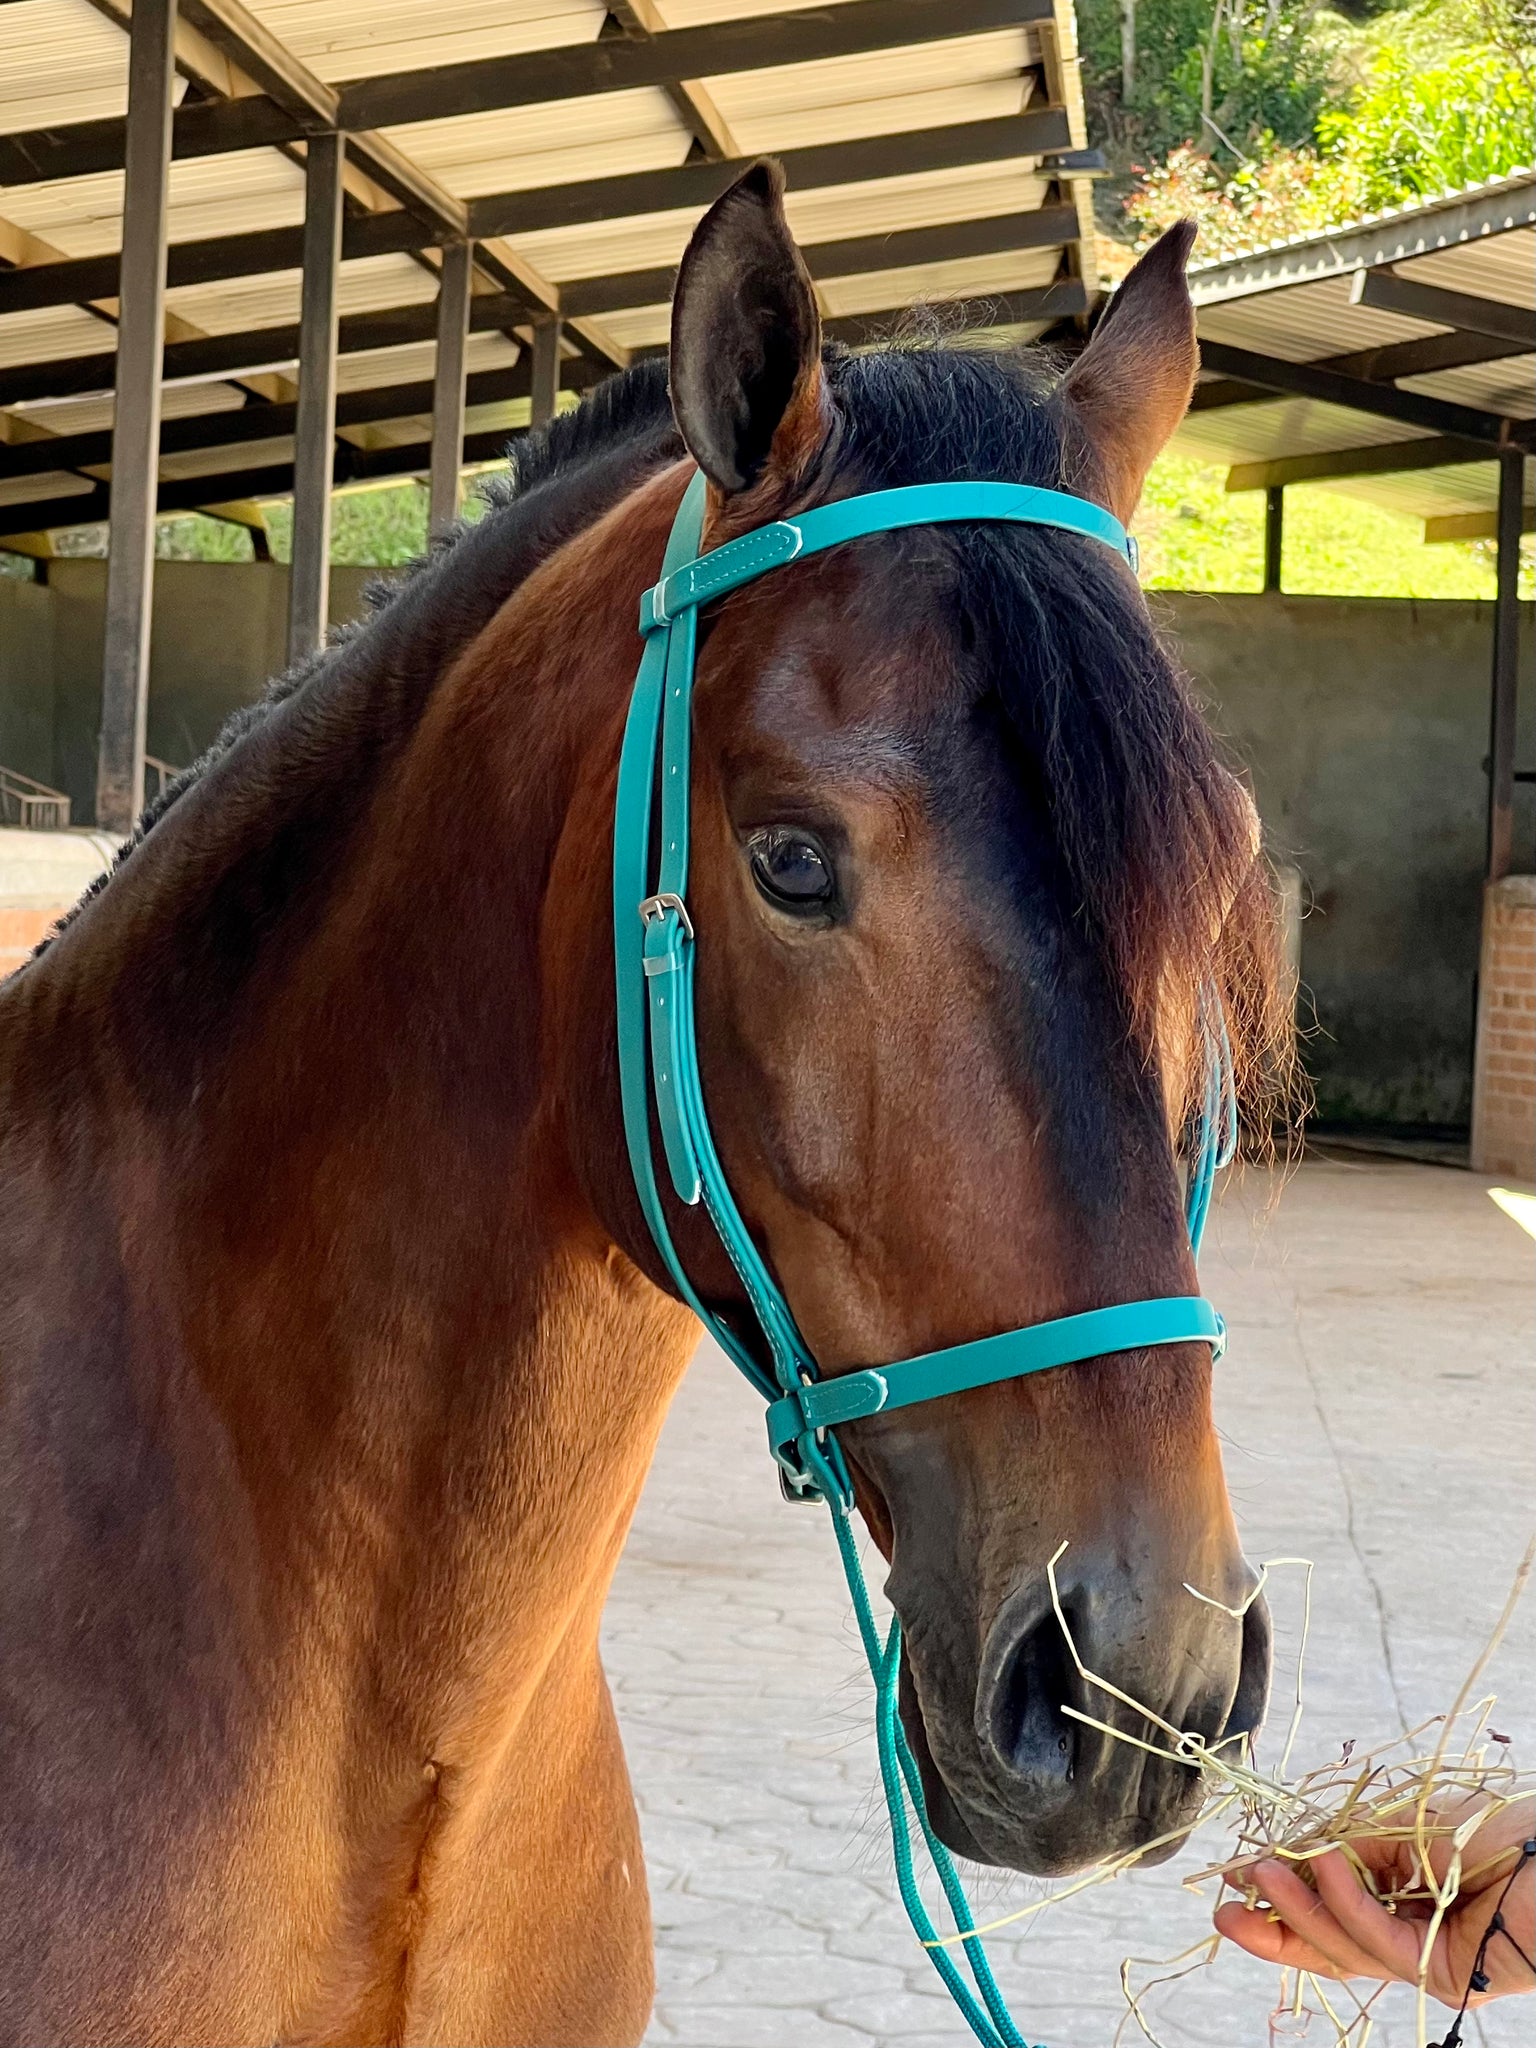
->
[821, 1011, 1234, 2048]
[613, 469, 1237, 2046]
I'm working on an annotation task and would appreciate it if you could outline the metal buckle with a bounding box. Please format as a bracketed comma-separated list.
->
[638, 891, 694, 938]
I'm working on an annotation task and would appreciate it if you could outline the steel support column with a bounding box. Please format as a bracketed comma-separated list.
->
[287, 133, 345, 663]
[428, 242, 474, 538]
[1487, 451, 1526, 882]
[1263, 486, 1284, 593]
[96, 0, 177, 835]
[530, 316, 562, 429]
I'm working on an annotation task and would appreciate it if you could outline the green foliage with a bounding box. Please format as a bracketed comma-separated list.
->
[1086, 0, 1535, 234]
[1123, 138, 1368, 254]
[1319, 43, 1536, 205]
[261, 483, 434, 567]
[1079, 0, 1339, 164]
[155, 514, 255, 562]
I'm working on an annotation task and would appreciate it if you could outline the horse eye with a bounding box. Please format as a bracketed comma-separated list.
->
[748, 828, 836, 915]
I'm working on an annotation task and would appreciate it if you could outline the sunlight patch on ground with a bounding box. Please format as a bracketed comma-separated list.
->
[1488, 1187, 1536, 1240]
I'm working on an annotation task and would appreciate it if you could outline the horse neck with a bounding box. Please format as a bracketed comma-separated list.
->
[6, 456, 699, 1744]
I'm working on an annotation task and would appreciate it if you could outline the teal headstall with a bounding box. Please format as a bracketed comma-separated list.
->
[613, 469, 1235, 2047]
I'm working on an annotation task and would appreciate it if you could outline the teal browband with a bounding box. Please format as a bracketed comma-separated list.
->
[613, 471, 1233, 2048]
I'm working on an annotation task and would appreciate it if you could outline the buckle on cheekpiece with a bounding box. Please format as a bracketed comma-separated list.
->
[638, 892, 693, 936]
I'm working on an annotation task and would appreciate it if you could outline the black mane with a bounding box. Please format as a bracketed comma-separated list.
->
[29, 337, 1283, 1132]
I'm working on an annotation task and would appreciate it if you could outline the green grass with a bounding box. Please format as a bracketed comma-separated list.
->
[1137, 454, 1535, 599]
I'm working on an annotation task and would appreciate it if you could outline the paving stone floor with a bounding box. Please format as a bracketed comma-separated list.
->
[602, 1161, 1535, 2048]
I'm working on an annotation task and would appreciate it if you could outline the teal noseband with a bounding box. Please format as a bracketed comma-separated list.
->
[612, 469, 1233, 2047]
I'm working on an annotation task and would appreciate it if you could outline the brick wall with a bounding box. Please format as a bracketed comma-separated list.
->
[0, 903, 68, 979]
[0, 828, 117, 981]
[1470, 875, 1536, 1180]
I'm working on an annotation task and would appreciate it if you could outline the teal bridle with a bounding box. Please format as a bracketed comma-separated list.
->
[613, 470, 1234, 2046]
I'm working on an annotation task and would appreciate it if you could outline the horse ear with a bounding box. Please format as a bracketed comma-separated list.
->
[1062, 221, 1200, 525]
[670, 160, 829, 500]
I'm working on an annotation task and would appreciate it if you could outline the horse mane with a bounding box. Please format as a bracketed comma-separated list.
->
[28, 338, 1290, 1138]
[820, 343, 1294, 1140]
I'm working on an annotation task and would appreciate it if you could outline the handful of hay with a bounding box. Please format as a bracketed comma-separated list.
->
[930, 1536, 1535, 2048]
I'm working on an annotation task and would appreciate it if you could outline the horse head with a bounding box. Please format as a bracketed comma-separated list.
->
[586, 164, 1287, 1878]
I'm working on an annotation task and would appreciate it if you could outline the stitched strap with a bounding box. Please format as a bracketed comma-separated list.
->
[639, 481, 1137, 633]
[765, 1297, 1224, 1471]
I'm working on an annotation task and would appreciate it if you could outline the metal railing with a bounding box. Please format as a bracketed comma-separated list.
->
[0, 765, 71, 830]
[144, 755, 182, 805]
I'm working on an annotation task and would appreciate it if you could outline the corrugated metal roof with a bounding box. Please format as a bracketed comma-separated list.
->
[1177, 172, 1536, 542]
[0, 0, 1096, 534]
[245, 0, 610, 84]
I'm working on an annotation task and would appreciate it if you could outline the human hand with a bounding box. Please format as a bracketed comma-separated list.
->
[1213, 1793, 1535, 2010]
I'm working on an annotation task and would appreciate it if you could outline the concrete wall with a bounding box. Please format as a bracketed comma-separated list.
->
[1161, 592, 1535, 1130]
[1, 559, 377, 821]
[1, 568, 1531, 1129]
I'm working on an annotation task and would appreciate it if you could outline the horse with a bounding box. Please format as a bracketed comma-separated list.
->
[0, 162, 1289, 2046]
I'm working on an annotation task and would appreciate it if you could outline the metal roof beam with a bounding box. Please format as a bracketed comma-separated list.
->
[0, 414, 562, 543]
[1189, 328, 1530, 412]
[1350, 268, 1536, 350]
[0, 293, 527, 411]
[469, 110, 1073, 238]
[340, 0, 1055, 132]
[0, 113, 1074, 320]
[822, 275, 1087, 345]
[0, 211, 447, 318]
[561, 202, 1079, 318]
[1224, 436, 1490, 492]
[604, 0, 739, 160]
[1196, 339, 1535, 450]
[0, 362, 541, 482]
[0, 0, 1054, 184]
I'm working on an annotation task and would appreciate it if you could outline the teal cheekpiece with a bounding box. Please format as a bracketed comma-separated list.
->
[612, 470, 1234, 2047]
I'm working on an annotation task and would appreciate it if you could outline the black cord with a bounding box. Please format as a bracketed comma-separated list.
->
[1428, 1837, 1535, 2048]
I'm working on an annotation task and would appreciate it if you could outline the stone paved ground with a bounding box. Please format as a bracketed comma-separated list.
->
[602, 1161, 1535, 2048]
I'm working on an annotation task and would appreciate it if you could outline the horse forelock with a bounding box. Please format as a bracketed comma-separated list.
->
[812, 344, 1294, 1145]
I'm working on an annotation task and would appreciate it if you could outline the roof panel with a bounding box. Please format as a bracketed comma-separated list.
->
[1173, 397, 1422, 468]
[0, 303, 116, 372]
[0, 467, 96, 509]
[2, 380, 249, 441]
[381, 87, 691, 197]
[1400, 353, 1536, 419]
[816, 241, 1060, 316]
[719, 76, 1028, 153]
[706, 28, 1034, 123]
[332, 330, 522, 393]
[159, 435, 297, 482]
[514, 157, 1053, 283]
[241, 0, 608, 83]
[1396, 228, 1536, 309]
[1197, 272, 1439, 364]
[165, 253, 438, 337]
[0, 151, 308, 261]
[0, 0, 135, 136]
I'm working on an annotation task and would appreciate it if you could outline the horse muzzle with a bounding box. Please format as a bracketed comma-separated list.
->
[898, 1564, 1274, 1877]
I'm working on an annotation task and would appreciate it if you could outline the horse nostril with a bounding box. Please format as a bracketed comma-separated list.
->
[987, 1602, 1081, 1789]
[1225, 1588, 1274, 1748]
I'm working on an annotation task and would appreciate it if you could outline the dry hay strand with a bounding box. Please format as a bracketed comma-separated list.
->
[925, 1534, 1535, 2048]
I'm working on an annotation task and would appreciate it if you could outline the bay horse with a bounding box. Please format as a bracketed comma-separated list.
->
[0, 165, 1287, 2046]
